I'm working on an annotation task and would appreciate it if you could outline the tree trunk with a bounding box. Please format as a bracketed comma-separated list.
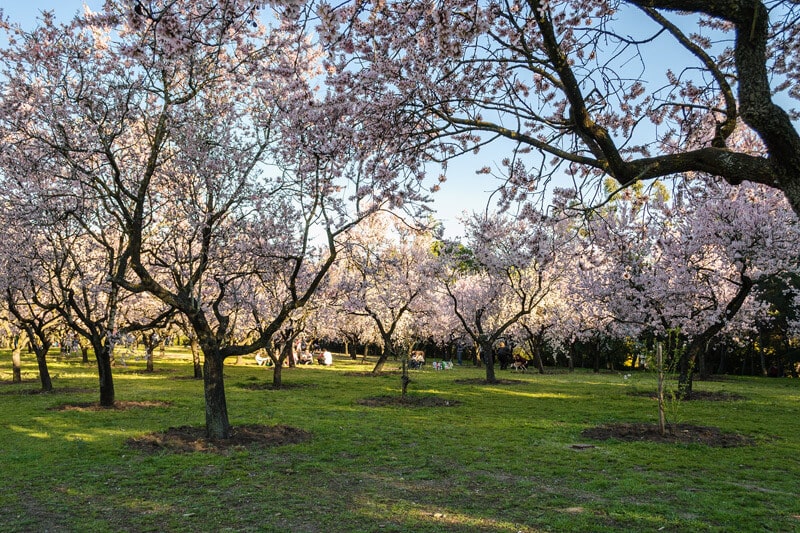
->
[677, 341, 696, 399]
[716, 344, 727, 374]
[12, 341, 22, 383]
[272, 342, 293, 389]
[534, 346, 545, 374]
[96, 342, 115, 407]
[371, 353, 388, 374]
[287, 342, 296, 368]
[203, 351, 231, 439]
[372, 345, 389, 374]
[480, 339, 496, 383]
[143, 344, 154, 372]
[272, 359, 283, 388]
[679, 274, 753, 396]
[523, 327, 547, 374]
[698, 340, 711, 380]
[34, 343, 53, 392]
[81, 345, 89, 364]
[190, 337, 203, 379]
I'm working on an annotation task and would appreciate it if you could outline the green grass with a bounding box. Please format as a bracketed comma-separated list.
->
[1, 348, 799, 532]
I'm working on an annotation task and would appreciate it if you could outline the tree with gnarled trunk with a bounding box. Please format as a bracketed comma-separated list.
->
[317, 0, 800, 217]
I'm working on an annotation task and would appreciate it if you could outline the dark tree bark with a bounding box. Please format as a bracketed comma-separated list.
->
[19, 325, 54, 392]
[202, 348, 230, 439]
[348, 1, 800, 218]
[142, 332, 159, 373]
[189, 336, 203, 379]
[371, 344, 390, 375]
[11, 336, 22, 383]
[479, 336, 497, 383]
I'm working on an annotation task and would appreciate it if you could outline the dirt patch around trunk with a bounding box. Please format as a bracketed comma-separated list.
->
[126, 424, 312, 454]
[581, 422, 755, 447]
[357, 395, 460, 407]
[48, 400, 172, 411]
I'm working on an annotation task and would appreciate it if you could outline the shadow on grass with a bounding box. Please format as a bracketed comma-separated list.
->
[0, 386, 95, 396]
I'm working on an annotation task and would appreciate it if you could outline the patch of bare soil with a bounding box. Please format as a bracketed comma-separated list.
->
[357, 395, 460, 407]
[453, 378, 527, 386]
[628, 390, 746, 401]
[126, 424, 312, 454]
[581, 422, 755, 447]
[48, 400, 172, 411]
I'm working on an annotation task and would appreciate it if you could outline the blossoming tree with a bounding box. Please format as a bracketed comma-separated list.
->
[572, 176, 800, 395]
[0, 1, 432, 438]
[333, 212, 441, 385]
[437, 212, 566, 382]
[316, 0, 800, 218]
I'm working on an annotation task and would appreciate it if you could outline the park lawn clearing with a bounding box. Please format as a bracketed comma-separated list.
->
[1, 347, 798, 532]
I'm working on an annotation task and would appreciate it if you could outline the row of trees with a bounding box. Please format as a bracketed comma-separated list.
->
[2, 0, 800, 439]
[4, 172, 799, 422]
[0, 1, 402, 439]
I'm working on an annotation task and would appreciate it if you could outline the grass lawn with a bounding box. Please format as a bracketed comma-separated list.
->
[1, 348, 798, 532]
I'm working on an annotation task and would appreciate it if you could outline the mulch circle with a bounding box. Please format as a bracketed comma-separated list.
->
[126, 424, 312, 454]
[581, 422, 755, 447]
[357, 395, 460, 407]
[48, 400, 172, 411]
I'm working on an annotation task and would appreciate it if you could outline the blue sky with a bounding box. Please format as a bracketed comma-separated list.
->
[1, 1, 102, 26]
